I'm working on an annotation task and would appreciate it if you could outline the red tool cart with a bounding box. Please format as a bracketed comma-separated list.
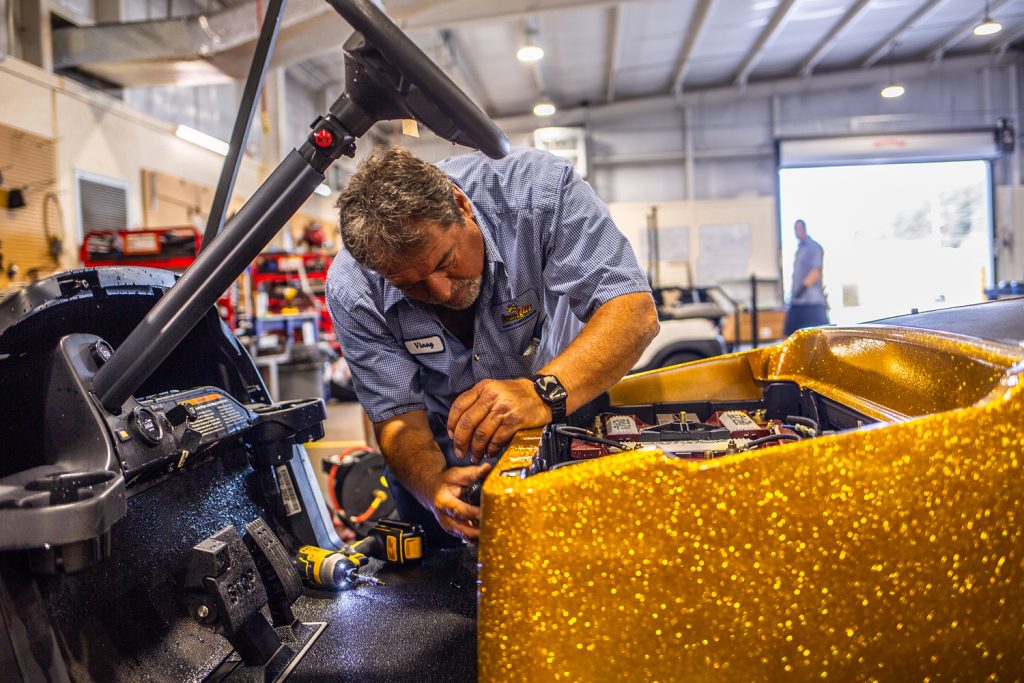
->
[80, 227, 236, 327]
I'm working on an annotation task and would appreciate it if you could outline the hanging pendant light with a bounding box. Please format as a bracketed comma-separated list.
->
[880, 84, 906, 98]
[880, 44, 905, 99]
[974, 0, 1002, 35]
[517, 28, 544, 62]
[533, 98, 556, 117]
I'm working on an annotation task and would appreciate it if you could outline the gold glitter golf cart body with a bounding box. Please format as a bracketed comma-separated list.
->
[478, 306, 1024, 681]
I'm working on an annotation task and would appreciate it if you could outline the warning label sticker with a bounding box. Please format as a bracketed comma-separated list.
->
[276, 464, 303, 517]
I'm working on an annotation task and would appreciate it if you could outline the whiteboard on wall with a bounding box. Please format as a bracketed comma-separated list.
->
[695, 223, 752, 285]
[608, 197, 780, 304]
[635, 226, 691, 266]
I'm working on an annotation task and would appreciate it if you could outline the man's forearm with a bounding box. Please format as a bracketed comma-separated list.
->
[539, 291, 659, 414]
[374, 410, 447, 508]
[445, 291, 658, 460]
[803, 267, 822, 287]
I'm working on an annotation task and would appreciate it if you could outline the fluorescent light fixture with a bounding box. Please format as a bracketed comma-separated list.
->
[517, 42, 544, 62]
[314, 183, 332, 197]
[533, 100, 556, 117]
[175, 124, 229, 156]
[973, 18, 1002, 35]
[880, 84, 906, 99]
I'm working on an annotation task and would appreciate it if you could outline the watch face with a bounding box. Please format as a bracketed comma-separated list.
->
[536, 375, 567, 402]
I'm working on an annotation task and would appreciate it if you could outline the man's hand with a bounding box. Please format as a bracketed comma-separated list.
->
[422, 462, 492, 542]
[447, 378, 551, 462]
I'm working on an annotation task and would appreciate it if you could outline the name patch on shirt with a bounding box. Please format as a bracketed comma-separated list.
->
[404, 335, 445, 355]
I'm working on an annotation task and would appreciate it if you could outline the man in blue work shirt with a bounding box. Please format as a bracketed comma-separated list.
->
[326, 146, 659, 544]
[784, 218, 829, 335]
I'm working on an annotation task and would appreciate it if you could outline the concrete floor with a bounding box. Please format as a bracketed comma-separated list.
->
[305, 399, 373, 504]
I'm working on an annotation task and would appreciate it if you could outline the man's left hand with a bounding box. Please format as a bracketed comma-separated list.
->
[447, 378, 551, 462]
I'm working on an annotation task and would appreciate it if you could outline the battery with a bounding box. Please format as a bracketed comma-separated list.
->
[715, 411, 765, 439]
[604, 415, 641, 438]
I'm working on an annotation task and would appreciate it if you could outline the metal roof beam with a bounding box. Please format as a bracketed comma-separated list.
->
[734, 0, 800, 87]
[994, 21, 1024, 54]
[400, 0, 646, 30]
[799, 0, 872, 77]
[438, 28, 493, 114]
[519, 17, 549, 102]
[926, 0, 1015, 62]
[862, 0, 949, 68]
[669, 0, 714, 94]
[605, 5, 623, 103]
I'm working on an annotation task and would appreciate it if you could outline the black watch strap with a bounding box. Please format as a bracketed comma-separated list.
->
[530, 374, 567, 422]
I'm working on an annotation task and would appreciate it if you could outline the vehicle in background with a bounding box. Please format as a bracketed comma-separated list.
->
[631, 286, 731, 372]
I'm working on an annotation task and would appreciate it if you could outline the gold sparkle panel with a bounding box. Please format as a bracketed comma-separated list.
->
[478, 326, 1024, 681]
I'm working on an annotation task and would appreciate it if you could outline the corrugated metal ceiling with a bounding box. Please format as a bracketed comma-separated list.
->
[55, 0, 1024, 115]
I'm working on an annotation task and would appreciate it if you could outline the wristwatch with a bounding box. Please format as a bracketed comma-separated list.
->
[530, 374, 568, 422]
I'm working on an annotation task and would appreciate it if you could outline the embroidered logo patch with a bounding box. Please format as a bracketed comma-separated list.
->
[500, 302, 535, 326]
[404, 335, 445, 355]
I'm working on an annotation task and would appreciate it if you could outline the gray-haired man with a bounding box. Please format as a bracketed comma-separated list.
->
[326, 146, 658, 545]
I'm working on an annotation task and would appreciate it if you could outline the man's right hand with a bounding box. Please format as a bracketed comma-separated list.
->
[420, 462, 492, 542]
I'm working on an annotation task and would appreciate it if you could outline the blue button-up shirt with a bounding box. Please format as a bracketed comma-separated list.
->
[792, 237, 826, 305]
[326, 148, 650, 462]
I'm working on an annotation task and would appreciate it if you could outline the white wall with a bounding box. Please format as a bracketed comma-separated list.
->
[0, 56, 336, 268]
[996, 185, 1024, 281]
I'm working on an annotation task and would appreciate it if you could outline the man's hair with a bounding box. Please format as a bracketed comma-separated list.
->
[794, 219, 807, 230]
[337, 146, 462, 272]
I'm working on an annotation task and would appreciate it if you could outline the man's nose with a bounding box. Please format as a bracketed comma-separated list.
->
[424, 273, 452, 303]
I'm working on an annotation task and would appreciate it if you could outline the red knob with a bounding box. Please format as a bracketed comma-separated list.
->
[313, 129, 333, 148]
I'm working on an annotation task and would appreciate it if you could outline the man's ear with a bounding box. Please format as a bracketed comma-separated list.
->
[452, 184, 473, 222]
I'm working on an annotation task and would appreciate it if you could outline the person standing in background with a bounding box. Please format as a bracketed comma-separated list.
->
[784, 219, 829, 335]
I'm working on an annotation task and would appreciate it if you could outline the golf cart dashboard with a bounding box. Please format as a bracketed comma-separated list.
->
[114, 386, 324, 490]
[0, 270, 276, 479]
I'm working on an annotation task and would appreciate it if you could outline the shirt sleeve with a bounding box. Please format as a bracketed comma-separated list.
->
[326, 284, 425, 423]
[542, 165, 651, 321]
[810, 243, 824, 270]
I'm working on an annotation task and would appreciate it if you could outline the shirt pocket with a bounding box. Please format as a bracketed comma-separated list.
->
[491, 289, 543, 357]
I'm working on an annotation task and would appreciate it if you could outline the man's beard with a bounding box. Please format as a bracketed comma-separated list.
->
[438, 275, 482, 310]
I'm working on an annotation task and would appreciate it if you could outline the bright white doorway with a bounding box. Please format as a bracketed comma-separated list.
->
[779, 161, 993, 325]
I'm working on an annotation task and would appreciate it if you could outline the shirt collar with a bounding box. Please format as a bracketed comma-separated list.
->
[379, 191, 503, 312]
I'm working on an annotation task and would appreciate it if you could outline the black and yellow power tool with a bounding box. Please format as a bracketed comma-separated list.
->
[295, 520, 424, 590]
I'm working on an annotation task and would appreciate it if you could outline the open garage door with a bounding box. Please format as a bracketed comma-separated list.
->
[778, 132, 998, 326]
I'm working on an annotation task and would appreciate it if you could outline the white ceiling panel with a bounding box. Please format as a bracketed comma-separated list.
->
[813, 0, 927, 67]
[615, 0, 693, 89]
[754, 0, 858, 76]
[615, 63, 676, 97]
[450, 23, 536, 114]
[897, 24, 968, 55]
[684, 53, 743, 87]
[537, 7, 609, 106]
